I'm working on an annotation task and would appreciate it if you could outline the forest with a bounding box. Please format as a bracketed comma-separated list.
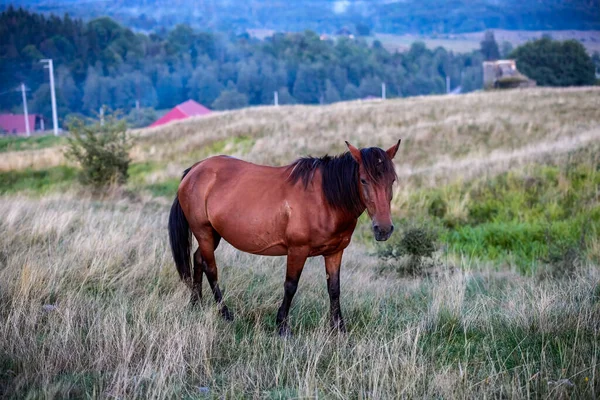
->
[0, 6, 486, 126]
[1, 6, 597, 128]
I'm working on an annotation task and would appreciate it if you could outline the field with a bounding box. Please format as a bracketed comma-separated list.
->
[1, 87, 600, 398]
[372, 30, 600, 54]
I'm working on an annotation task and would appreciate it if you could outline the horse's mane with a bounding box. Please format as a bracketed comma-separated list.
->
[287, 147, 396, 216]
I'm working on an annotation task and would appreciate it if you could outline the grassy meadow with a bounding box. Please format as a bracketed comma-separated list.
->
[1, 87, 600, 398]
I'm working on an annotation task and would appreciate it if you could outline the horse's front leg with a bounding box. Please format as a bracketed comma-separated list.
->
[276, 247, 309, 336]
[324, 250, 346, 333]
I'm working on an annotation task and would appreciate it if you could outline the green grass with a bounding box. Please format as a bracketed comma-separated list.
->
[0, 134, 65, 153]
[0, 161, 181, 198]
[145, 179, 180, 198]
[126, 161, 180, 197]
[383, 160, 600, 273]
[127, 161, 164, 185]
[0, 165, 77, 195]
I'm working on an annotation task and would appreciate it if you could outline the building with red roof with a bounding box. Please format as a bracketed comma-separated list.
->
[0, 113, 45, 135]
[150, 100, 212, 128]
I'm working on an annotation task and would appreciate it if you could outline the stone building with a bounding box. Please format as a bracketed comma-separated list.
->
[483, 60, 536, 89]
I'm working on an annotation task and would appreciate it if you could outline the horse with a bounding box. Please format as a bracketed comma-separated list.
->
[168, 140, 401, 335]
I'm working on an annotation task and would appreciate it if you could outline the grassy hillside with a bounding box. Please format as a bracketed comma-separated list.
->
[4, 87, 599, 177]
[1, 87, 599, 398]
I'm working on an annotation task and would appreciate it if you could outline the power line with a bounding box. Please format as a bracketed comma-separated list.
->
[0, 88, 19, 96]
[0, 86, 28, 97]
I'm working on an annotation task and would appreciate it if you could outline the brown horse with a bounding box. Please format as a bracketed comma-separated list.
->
[168, 140, 400, 335]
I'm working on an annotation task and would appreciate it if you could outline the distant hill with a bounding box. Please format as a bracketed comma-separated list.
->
[4, 0, 600, 34]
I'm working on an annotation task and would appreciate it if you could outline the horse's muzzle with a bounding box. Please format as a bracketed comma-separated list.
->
[373, 223, 394, 241]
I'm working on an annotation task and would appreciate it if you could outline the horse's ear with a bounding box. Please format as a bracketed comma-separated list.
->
[386, 139, 401, 159]
[345, 141, 361, 163]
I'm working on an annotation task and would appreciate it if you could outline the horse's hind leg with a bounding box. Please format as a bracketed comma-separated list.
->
[197, 227, 232, 320]
[190, 249, 204, 305]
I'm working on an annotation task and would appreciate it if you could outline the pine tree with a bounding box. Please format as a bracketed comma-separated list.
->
[480, 31, 500, 61]
[324, 80, 341, 104]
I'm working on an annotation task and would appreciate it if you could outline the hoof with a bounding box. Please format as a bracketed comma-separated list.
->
[278, 324, 292, 337]
[189, 294, 201, 307]
[220, 306, 234, 321]
[330, 320, 347, 334]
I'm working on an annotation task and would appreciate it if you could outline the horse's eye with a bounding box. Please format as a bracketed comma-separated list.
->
[360, 178, 368, 185]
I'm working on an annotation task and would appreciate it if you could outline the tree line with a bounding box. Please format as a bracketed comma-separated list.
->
[1, 7, 597, 129]
[0, 7, 485, 127]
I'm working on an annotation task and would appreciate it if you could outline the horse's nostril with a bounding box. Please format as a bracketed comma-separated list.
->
[390, 225, 395, 233]
[373, 224, 380, 232]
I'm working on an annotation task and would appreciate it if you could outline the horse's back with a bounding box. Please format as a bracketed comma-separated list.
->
[181, 155, 288, 196]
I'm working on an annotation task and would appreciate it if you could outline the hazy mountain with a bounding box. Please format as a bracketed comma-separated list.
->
[3, 0, 599, 34]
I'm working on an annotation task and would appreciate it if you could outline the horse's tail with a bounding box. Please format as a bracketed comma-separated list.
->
[168, 168, 193, 281]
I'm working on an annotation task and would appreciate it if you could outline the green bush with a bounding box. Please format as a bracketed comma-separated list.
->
[65, 112, 132, 187]
[401, 227, 436, 258]
[377, 225, 438, 276]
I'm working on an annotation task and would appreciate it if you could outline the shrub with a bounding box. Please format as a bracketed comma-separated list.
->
[401, 227, 436, 259]
[65, 111, 131, 187]
[377, 225, 438, 276]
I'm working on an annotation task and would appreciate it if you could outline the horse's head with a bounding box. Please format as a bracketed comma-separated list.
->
[346, 140, 400, 241]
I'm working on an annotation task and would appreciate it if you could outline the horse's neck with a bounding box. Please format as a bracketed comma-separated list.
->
[336, 204, 366, 226]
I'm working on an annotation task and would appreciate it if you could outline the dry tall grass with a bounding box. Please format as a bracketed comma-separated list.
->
[2, 88, 600, 398]
[0, 147, 67, 172]
[1, 194, 598, 398]
[3, 87, 600, 181]
[135, 88, 600, 184]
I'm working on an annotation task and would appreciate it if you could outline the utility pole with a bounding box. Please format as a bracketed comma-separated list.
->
[274, 91, 279, 106]
[40, 59, 59, 136]
[99, 107, 105, 126]
[446, 76, 451, 94]
[381, 83, 386, 100]
[20, 83, 30, 136]
[135, 74, 141, 111]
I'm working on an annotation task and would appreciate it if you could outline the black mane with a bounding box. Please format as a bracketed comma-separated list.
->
[287, 147, 396, 216]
